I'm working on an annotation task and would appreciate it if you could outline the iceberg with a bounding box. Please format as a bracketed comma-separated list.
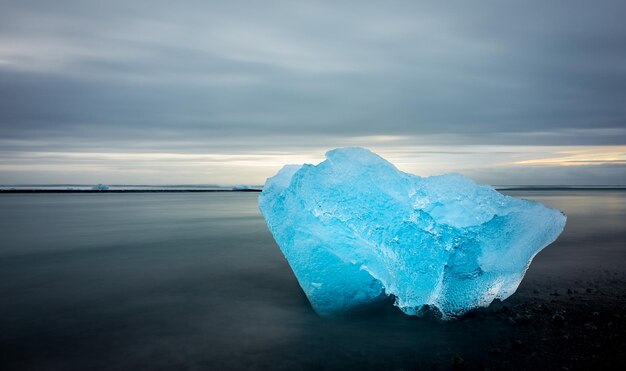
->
[258, 148, 566, 319]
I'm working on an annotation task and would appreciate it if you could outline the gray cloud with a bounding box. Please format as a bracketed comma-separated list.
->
[0, 0, 625, 183]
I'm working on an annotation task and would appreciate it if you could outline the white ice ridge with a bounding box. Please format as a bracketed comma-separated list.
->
[258, 148, 566, 319]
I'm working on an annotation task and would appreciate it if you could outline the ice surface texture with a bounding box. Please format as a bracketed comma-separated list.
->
[259, 148, 566, 319]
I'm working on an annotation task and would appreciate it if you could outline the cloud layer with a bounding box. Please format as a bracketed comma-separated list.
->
[1, 1, 625, 184]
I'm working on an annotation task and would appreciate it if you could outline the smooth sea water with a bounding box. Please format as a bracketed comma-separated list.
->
[1, 191, 625, 370]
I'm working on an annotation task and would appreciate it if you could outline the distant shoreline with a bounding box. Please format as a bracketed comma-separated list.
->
[2, 188, 626, 194]
[498, 187, 626, 191]
[0, 189, 262, 193]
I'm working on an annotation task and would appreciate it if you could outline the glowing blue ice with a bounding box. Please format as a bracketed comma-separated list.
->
[259, 148, 566, 319]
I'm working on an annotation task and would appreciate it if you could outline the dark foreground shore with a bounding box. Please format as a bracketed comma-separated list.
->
[0, 191, 624, 370]
[425, 270, 626, 370]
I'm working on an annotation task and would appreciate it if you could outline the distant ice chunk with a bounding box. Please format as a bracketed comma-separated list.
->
[258, 148, 566, 319]
[92, 184, 109, 190]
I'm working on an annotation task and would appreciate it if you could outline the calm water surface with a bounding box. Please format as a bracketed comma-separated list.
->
[1, 191, 624, 370]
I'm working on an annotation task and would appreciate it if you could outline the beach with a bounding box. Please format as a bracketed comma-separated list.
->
[1, 190, 624, 370]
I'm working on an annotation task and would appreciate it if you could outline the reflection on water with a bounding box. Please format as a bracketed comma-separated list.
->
[0, 191, 624, 370]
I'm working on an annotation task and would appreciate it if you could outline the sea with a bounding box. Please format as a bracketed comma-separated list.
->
[1, 189, 625, 370]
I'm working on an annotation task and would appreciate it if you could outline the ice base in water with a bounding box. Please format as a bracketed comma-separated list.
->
[259, 148, 566, 319]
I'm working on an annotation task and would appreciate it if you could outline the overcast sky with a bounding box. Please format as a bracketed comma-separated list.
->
[1, 0, 625, 185]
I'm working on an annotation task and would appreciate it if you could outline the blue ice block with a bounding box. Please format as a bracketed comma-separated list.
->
[259, 148, 566, 318]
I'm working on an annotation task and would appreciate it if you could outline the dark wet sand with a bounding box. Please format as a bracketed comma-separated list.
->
[0, 191, 624, 370]
[436, 270, 626, 370]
